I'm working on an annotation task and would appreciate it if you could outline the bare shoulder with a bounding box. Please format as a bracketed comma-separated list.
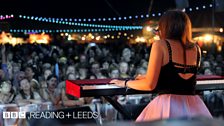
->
[153, 40, 165, 46]
[187, 42, 200, 53]
[152, 40, 167, 50]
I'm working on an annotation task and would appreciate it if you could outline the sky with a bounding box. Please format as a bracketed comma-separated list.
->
[1, 0, 223, 30]
[0, 0, 174, 18]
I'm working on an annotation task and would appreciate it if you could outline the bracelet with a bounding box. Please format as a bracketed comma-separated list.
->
[124, 80, 129, 94]
[124, 80, 129, 88]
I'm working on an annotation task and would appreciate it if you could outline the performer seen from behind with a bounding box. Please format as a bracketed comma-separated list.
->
[110, 9, 212, 121]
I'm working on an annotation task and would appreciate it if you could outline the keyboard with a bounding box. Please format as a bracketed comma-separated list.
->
[66, 75, 224, 98]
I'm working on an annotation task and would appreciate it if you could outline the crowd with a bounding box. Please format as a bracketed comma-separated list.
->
[0, 40, 223, 120]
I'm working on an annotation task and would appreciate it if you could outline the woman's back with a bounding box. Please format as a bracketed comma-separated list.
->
[154, 40, 199, 95]
[136, 39, 212, 121]
[161, 39, 199, 80]
[111, 10, 212, 121]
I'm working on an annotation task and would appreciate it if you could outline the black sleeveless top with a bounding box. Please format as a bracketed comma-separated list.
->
[155, 40, 200, 95]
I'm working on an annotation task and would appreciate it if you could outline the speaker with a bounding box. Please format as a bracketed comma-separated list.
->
[26, 106, 99, 126]
[175, 0, 189, 9]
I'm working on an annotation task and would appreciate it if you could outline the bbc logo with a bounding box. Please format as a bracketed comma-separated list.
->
[3, 112, 26, 119]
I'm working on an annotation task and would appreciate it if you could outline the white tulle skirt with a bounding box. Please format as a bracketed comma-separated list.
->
[136, 94, 212, 122]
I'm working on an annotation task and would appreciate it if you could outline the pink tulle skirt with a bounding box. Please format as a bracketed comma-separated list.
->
[136, 94, 212, 122]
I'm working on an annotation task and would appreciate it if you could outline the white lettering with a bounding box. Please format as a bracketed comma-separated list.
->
[28, 111, 65, 119]
[19, 112, 26, 119]
[3, 112, 10, 119]
[72, 111, 99, 119]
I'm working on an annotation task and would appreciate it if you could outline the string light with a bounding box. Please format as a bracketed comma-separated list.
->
[18, 15, 142, 29]
[8, 27, 142, 33]
[17, 4, 212, 24]
[0, 14, 14, 20]
[0, 3, 213, 35]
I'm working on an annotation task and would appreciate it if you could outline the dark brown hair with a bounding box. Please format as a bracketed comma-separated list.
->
[158, 9, 195, 70]
[158, 9, 194, 47]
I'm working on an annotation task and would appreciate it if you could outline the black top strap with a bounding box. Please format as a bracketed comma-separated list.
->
[173, 62, 198, 68]
[165, 40, 172, 62]
[195, 44, 201, 68]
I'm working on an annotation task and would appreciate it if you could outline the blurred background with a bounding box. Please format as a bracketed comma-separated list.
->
[0, 0, 223, 125]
